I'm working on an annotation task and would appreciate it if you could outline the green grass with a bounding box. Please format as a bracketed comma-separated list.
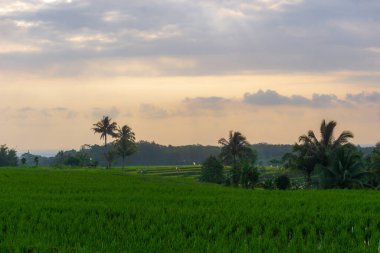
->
[0, 167, 379, 252]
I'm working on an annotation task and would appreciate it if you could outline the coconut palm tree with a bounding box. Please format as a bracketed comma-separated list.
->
[115, 125, 137, 167]
[319, 145, 371, 189]
[288, 120, 354, 187]
[299, 120, 354, 167]
[283, 143, 318, 186]
[218, 131, 254, 185]
[218, 131, 252, 167]
[92, 116, 118, 146]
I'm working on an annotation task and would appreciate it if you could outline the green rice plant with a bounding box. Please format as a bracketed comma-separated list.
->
[0, 168, 379, 252]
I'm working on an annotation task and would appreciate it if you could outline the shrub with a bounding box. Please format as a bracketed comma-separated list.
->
[200, 156, 224, 184]
[263, 178, 275, 190]
[275, 174, 290, 190]
[0, 145, 18, 167]
[241, 164, 259, 189]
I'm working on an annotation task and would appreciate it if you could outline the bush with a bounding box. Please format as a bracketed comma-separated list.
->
[263, 178, 275, 190]
[275, 174, 290, 190]
[241, 164, 259, 189]
[0, 145, 18, 167]
[200, 156, 224, 184]
[65, 156, 81, 167]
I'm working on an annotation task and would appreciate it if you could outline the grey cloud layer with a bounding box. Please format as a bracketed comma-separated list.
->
[346, 92, 380, 103]
[0, 0, 379, 76]
[243, 90, 348, 108]
[139, 90, 380, 119]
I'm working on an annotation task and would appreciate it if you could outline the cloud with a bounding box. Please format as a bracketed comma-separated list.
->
[179, 96, 232, 117]
[139, 104, 169, 119]
[9, 106, 77, 119]
[243, 90, 346, 108]
[0, 0, 379, 77]
[138, 89, 380, 120]
[346, 92, 380, 103]
[183, 96, 229, 110]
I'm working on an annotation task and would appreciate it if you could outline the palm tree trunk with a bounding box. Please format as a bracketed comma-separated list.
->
[105, 135, 107, 146]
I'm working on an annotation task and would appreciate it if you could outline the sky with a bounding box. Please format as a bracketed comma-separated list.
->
[0, 0, 379, 154]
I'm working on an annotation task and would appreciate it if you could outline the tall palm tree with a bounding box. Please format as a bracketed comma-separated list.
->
[299, 120, 354, 167]
[115, 125, 137, 167]
[92, 116, 118, 146]
[218, 131, 254, 185]
[218, 131, 252, 168]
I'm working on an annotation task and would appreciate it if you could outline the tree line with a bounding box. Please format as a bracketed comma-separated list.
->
[1, 117, 379, 191]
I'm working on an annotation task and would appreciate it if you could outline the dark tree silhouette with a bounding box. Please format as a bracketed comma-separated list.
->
[290, 119, 355, 187]
[218, 131, 255, 185]
[34, 156, 39, 167]
[92, 116, 118, 146]
[0, 145, 18, 167]
[200, 156, 224, 184]
[319, 145, 371, 189]
[115, 125, 136, 167]
[299, 119, 354, 167]
[218, 131, 252, 167]
[367, 142, 380, 187]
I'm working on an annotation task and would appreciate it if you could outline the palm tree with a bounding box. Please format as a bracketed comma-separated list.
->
[92, 116, 118, 146]
[299, 120, 354, 167]
[319, 145, 371, 189]
[293, 120, 354, 187]
[218, 131, 254, 185]
[115, 125, 137, 167]
[283, 144, 318, 186]
[218, 131, 252, 167]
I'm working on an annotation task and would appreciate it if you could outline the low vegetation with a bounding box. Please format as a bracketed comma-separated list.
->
[0, 168, 379, 252]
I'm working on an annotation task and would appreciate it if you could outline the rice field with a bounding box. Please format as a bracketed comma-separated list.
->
[0, 167, 379, 252]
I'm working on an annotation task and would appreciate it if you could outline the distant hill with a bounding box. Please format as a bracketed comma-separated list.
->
[20, 142, 375, 167]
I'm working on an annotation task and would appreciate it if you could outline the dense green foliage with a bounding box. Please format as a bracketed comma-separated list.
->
[0, 145, 18, 167]
[219, 131, 257, 186]
[20, 143, 373, 167]
[368, 143, 380, 186]
[275, 174, 291, 190]
[283, 120, 378, 189]
[0, 168, 379, 252]
[200, 156, 224, 184]
[240, 164, 260, 189]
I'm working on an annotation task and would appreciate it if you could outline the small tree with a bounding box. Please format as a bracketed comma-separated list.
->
[200, 156, 224, 184]
[34, 156, 39, 167]
[104, 147, 116, 169]
[275, 174, 290, 190]
[241, 163, 260, 189]
[115, 125, 136, 167]
[21, 157, 26, 166]
[64, 156, 81, 167]
[218, 131, 254, 185]
[0, 145, 18, 167]
[55, 150, 65, 165]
